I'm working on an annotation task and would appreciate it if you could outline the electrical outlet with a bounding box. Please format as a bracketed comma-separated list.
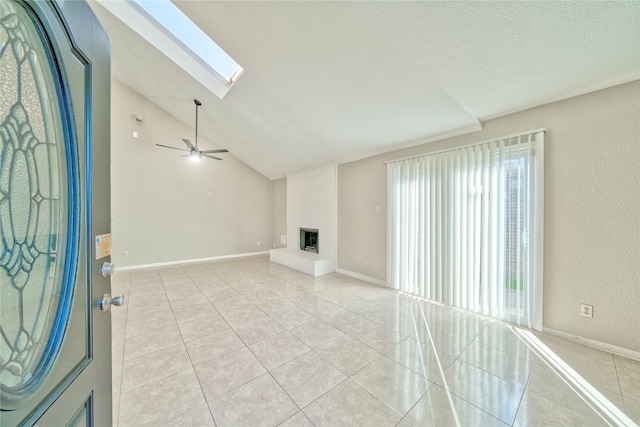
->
[375, 205, 380, 213]
[122, 251, 128, 258]
[257, 241, 261, 246]
[581, 304, 593, 318]
[366, 260, 371, 267]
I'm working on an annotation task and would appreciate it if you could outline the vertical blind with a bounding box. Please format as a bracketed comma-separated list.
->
[386, 131, 544, 330]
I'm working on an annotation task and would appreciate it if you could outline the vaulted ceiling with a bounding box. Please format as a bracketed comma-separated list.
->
[89, 1, 640, 180]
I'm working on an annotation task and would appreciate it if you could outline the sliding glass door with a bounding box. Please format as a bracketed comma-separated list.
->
[387, 131, 544, 330]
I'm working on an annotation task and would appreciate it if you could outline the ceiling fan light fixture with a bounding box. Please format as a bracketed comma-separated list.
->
[190, 151, 202, 162]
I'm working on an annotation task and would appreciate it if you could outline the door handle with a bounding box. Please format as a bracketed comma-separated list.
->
[100, 262, 115, 277]
[99, 293, 125, 311]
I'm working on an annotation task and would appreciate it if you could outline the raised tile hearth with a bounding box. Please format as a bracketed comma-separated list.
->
[269, 248, 333, 277]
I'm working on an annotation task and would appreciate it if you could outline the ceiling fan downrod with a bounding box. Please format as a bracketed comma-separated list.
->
[194, 98, 201, 149]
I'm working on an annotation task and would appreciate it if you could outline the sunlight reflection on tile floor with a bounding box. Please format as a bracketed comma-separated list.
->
[111, 255, 640, 426]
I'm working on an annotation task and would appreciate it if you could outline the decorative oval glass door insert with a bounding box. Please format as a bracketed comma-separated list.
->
[0, 0, 78, 405]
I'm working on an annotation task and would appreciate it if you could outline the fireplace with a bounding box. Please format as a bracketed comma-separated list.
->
[300, 228, 319, 253]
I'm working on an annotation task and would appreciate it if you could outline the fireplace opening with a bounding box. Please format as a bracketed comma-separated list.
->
[300, 228, 319, 253]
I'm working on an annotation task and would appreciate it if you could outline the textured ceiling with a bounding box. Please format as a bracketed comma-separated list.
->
[89, 1, 640, 180]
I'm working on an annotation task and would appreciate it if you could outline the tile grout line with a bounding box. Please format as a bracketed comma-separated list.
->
[112, 269, 131, 427]
[162, 266, 216, 425]
[611, 355, 634, 424]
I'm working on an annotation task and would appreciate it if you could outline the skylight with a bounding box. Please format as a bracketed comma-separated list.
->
[97, 0, 243, 99]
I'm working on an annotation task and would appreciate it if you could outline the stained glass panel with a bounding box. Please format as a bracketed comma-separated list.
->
[0, 0, 73, 399]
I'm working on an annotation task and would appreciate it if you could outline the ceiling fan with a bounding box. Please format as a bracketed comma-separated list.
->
[156, 99, 228, 162]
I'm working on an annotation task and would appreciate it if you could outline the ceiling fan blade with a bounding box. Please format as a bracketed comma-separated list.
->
[182, 138, 196, 150]
[200, 149, 229, 154]
[156, 144, 188, 152]
[202, 154, 223, 160]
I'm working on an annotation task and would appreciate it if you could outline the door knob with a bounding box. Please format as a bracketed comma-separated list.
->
[100, 262, 115, 277]
[99, 293, 125, 311]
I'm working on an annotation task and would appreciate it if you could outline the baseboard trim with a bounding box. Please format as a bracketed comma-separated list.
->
[335, 268, 387, 287]
[542, 327, 640, 361]
[118, 251, 270, 271]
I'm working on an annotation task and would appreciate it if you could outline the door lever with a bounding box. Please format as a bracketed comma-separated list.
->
[99, 293, 125, 311]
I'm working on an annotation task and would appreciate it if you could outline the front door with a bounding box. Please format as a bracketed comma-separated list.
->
[0, 0, 112, 425]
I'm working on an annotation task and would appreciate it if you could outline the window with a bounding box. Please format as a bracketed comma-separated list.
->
[97, 0, 243, 99]
[386, 131, 544, 329]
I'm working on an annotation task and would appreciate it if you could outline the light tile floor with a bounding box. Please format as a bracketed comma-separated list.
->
[111, 255, 640, 426]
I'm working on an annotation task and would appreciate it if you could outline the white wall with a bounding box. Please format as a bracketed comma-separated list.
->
[338, 80, 640, 353]
[272, 178, 287, 249]
[110, 79, 273, 268]
[287, 164, 337, 268]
